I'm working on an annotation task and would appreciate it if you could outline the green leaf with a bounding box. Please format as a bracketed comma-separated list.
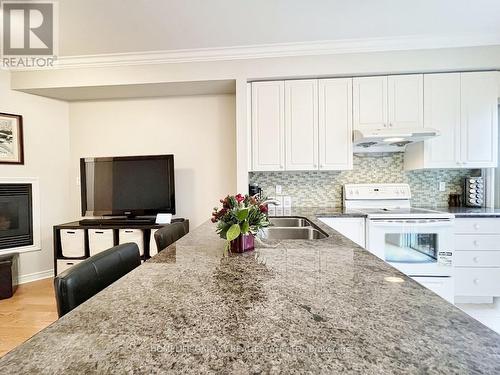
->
[240, 220, 249, 234]
[226, 223, 241, 241]
[236, 208, 249, 221]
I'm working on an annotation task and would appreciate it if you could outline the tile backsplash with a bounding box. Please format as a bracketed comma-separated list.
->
[249, 153, 480, 207]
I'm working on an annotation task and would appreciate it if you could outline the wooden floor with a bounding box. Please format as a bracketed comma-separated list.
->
[0, 278, 57, 357]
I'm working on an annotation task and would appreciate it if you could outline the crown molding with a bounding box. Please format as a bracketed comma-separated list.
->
[20, 33, 500, 70]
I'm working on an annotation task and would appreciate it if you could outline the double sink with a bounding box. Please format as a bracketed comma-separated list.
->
[258, 217, 328, 240]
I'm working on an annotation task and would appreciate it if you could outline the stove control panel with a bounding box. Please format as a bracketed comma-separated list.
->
[344, 183, 411, 200]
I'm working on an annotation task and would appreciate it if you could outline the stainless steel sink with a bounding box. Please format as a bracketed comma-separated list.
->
[268, 217, 312, 227]
[259, 227, 328, 240]
[259, 217, 328, 240]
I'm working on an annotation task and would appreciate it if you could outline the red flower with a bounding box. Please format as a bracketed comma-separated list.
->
[235, 194, 245, 203]
[259, 204, 268, 213]
[211, 217, 217, 223]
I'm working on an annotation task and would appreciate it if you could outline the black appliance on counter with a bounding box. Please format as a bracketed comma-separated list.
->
[249, 183, 262, 198]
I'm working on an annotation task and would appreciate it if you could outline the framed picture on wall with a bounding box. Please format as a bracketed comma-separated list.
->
[0, 113, 24, 165]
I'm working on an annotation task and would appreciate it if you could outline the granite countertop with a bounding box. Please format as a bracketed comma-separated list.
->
[1, 208, 500, 374]
[429, 207, 500, 218]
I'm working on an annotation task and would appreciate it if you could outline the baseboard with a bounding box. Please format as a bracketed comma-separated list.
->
[15, 269, 54, 285]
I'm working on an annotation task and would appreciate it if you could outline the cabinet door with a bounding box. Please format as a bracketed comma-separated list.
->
[318, 217, 365, 247]
[387, 74, 423, 129]
[318, 78, 353, 170]
[460, 72, 498, 168]
[422, 73, 461, 168]
[251, 81, 285, 171]
[353, 76, 387, 130]
[285, 79, 318, 170]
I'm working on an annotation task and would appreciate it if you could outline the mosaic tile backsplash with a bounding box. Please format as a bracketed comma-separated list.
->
[249, 153, 480, 207]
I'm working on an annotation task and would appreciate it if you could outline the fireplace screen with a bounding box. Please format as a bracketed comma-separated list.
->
[0, 184, 33, 250]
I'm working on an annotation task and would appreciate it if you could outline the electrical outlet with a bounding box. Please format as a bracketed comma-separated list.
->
[76, 177, 81, 186]
[439, 182, 446, 192]
[275, 185, 282, 195]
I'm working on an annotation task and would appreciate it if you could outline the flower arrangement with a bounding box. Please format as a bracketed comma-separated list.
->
[212, 194, 270, 252]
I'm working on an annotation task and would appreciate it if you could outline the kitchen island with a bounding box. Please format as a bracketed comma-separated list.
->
[1, 208, 499, 374]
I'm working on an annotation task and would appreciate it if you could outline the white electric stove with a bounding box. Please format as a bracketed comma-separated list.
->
[344, 183, 455, 303]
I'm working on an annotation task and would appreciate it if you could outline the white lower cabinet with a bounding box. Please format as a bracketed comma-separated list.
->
[318, 217, 365, 248]
[454, 218, 500, 301]
[455, 268, 500, 297]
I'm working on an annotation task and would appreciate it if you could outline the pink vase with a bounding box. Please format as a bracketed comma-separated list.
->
[230, 234, 255, 253]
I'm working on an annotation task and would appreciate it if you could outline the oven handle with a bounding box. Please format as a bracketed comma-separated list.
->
[369, 219, 452, 227]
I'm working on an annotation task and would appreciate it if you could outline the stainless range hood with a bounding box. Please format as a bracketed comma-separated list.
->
[353, 128, 440, 153]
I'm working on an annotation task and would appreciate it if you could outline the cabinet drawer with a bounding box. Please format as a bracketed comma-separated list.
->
[89, 229, 114, 256]
[455, 251, 500, 267]
[455, 219, 500, 234]
[455, 268, 500, 296]
[60, 229, 85, 258]
[56, 259, 84, 275]
[119, 229, 144, 256]
[455, 234, 500, 250]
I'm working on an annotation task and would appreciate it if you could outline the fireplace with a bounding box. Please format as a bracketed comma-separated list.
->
[0, 184, 34, 251]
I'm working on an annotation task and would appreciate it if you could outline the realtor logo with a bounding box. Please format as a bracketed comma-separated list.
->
[1, 1, 58, 68]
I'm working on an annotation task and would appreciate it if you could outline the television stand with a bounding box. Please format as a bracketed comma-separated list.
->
[53, 217, 189, 276]
[79, 218, 156, 226]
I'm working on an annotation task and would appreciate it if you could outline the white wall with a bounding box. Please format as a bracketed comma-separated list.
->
[69, 94, 236, 228]
[0, 70, 71, 282]
[11, 45, 500, 192]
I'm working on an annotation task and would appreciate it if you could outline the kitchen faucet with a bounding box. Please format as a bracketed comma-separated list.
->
[261, 198, 281, 206]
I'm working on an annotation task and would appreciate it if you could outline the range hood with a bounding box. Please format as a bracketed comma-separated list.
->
[353, 128, 440, 153]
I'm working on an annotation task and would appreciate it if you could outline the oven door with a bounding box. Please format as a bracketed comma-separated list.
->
[367, 219, 454, 277]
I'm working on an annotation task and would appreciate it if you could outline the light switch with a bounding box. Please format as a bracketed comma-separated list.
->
[275, 185, 282, 195]
[439, 182, 446, 192]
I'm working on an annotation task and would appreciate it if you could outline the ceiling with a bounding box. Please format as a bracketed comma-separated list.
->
[18, 80, 236, 101]
[58, 0, 500, 56]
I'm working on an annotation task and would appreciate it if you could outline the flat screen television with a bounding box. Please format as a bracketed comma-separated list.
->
[80, 155, 175, 217]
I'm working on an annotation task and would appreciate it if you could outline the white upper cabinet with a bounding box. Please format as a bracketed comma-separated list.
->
[354, 74, 423, 130]
[251, 81, 285, 171]
[251, 78, 353, 172]
[318, 78, 353, 170]
[460, 72, 498, 168]
[405, 71, 498, 170]
[405, 73, 461, 169]
[387, 74, 423, 129]
[285, 80, 318, 170]
[353, 76, 387, 130]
